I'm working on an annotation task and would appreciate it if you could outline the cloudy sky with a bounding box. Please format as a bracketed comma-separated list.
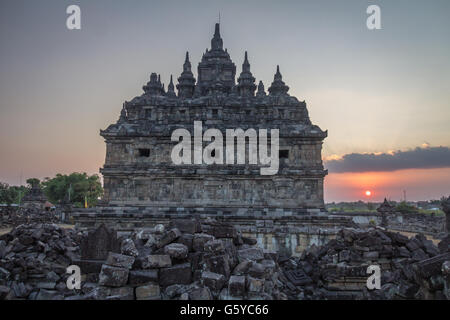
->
[1, 0, 449, 202]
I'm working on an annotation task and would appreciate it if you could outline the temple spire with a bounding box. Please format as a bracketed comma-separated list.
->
[177, 51, 196, 99]
[211, 23, 223, 51]
[237, 51, 256, 97]
[183, 52, 191, 71]
[166, 75, 176, 98]
[118, 103, 127, 123]
[243, 51, 250, 73]
[256, 81, 266, 97]
[268, 65, 289, 96]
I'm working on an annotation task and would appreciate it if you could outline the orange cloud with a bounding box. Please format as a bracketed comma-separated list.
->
[325, 167, 450, 202]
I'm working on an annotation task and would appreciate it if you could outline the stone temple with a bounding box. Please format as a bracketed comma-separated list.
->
[74, 24, 353, 255]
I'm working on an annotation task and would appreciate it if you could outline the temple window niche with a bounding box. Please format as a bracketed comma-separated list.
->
[138, 148, 150, 158]
[279, 150, 289, 159]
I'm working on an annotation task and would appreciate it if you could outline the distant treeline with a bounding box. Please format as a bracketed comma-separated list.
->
[0, 173, 103, 208]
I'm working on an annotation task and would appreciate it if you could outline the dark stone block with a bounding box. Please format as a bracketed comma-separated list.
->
[98, 264, 129, 287]
[159, 263, 192, 287]
[177, 234, 194, 252]
[169, 219, 198, 234]
[189, 287, 212, 300]
[80, 224, 120, 260]
[128, 269, 158, 286]
[156, 228, 181, 249]
[105, 252, 135, 269]
[237, 248, 264, 263]
[201, 271, 226, 292]
[228, 275, 245, 297]
[206, 254, 231, 278]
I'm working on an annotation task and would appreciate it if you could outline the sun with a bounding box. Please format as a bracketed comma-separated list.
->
[365, 190, 372, 197]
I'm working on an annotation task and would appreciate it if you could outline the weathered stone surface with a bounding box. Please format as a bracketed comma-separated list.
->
[363, 251, 379, 260]
[212, 225, 237, 239]
[247, 277, 265, 293]
[154, 224, 165, 234]
[121, 238, 139, 257]
[163, 284, 193, 299]
[142, 255, 172, 269]
[237, 248, 264, 263]
[164, 243, 188, 259]
[206, 254, 231, 278]
[0, 285, 11, 300]
[35, 289, 63, 300]
[189, 287, 212, 300]
[201, 271, 226, 292]
[438, 235, 450, 253]
[204, 239, 225, 254]
[128, 269, 158, 286]
[104, 286, 134, 300]
[135, 228, 154, 241]
[413, 253, 450, 279]
[80, 224, 120, 260]
[98, 264, 129, 287]
[106, 252, 135, 269]
[233, 260, 252, 275]
[177, 234, 194, 252]
[242, 237, 257, 245]
[228, 275, 246, 297]
[136, 284, 161, 300]
[248, 263, 265, 279]
[169, 219, 199, 234]
[159, 263, 192, 287]
[193, 234, 214, 252]
[157, 228, 181, 248]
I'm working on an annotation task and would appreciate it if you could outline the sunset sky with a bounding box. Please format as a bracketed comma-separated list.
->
[1, 0, 449, 202]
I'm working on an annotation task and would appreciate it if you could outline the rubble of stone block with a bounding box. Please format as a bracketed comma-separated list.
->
[0, 223, 81, 300]
[72, 219, 286, 300]
[0, 207, 59, 229]
[279, 227, 449, 300]
[0, 220, 449, 300]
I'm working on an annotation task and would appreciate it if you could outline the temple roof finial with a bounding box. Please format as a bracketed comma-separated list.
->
[177, 52, 196, 99]
[275, 65, 282, 80]
[237, 51, 256, 97]
[268, 65, 289, 96]
[167, 74, 176, 98]
[256, 80, 266, 97]
[211, 23, 223, 51]
[214, 23, 220, 37]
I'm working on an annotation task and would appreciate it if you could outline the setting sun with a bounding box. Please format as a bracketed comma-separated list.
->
[365, 190, 372, 197]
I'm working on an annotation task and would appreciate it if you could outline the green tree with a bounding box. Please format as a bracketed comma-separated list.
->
[42, 173, 103, 208]
[396, 201, 418, 214]
[26, 178, 41, 188]
[0, 182, 15, 205]
[9, 185, 28, 204]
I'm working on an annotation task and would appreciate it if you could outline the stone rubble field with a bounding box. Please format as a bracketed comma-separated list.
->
[0, 218, 449, 300]
[0, 207, 59, 229]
